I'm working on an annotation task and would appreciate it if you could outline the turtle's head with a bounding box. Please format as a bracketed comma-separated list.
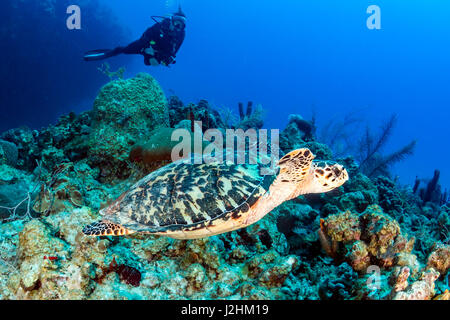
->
[245, 148, 348, 226]
[274, 149, 348, 200]
[308, 161, 349, 193]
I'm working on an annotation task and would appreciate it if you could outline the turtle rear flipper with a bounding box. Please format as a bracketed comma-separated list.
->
[83, 221, 134, 237]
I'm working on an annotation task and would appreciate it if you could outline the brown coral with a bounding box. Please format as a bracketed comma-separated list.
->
[245, 250, 280, 278]
[394, 252, 420, 277]
[345, 240, 370, 272]
[258, 256, 298, 288]
[360, 205, 414, 267]
[322, 210, 361, 242]
[95, 257, 141, 287]
[433, 289, 450, 300]
[319, 205, 416, 273]
[361, 206, 401, 257]
[393, 268, 440, 300]
[390, 266, 410, 293]
[426, 243, 450, 276]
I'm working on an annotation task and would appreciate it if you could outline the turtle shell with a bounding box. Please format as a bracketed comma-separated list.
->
[102, 158, 274, 233]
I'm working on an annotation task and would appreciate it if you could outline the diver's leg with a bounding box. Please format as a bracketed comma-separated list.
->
[84, 41, 140, 62]
[84, 47, 124, 61]
[122, 39, 145, 55]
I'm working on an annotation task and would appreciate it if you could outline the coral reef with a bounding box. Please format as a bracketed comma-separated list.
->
[129, 127, 184, 170]
[426, 243, 450, 276]
[392, 268, 440, 300]
[87, 73, 168, 181]
[285, 114, 316, 142]
[0, 140, 18, 167]
[318, 205, 415, 270]
[0, 206, 301, 299]
[168, 97, 225, 131]
[279, 114, 332, 163]
[0, 165, 37, 221]
[415, 170, 448, 206]
[0, 74, 447, 300]
[129, 127, 210, 175]
[318, 263, 358, 300]
[236, 102, 264, 131]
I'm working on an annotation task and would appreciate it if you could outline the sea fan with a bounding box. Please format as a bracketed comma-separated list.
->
[357, 114, 416, 178]
[319, 110, 364, 157]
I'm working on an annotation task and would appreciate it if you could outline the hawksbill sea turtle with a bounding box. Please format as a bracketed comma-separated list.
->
[83, 148, 348, 239]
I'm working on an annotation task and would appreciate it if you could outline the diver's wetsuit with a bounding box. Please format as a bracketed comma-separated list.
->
[84, 17, 185, 66]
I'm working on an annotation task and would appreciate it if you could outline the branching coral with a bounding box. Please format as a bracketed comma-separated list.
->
[216, 105, 239, 129]
[357, 114, 416, 178]
[0, 239, 19, 273]
[0, 191, 36, 222]
[0, 161, 43, 222]
[32, 163, 85, 216]
[318, 110, 363, 157]
[97, 63, 125, 81]
[318, 112, 416, 176]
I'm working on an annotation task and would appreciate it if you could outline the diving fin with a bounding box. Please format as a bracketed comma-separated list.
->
[83, 49, 120, 61]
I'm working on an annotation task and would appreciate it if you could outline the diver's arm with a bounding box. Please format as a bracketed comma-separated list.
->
[156, 31, 185, 66]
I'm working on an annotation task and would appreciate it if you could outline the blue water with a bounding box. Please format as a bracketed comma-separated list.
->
[1, 0, 449, 189]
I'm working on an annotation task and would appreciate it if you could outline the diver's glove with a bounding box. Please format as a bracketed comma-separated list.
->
[167, 56, 176, 65]
[162, 56, 176, 66]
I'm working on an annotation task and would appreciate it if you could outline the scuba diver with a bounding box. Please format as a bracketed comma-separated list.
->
[83, 7, 186, 67]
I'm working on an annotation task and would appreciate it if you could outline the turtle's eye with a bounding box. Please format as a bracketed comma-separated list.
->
[332, 166, 342, 177]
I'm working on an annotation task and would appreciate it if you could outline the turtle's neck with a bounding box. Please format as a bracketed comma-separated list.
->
[243, 174, 295, 226]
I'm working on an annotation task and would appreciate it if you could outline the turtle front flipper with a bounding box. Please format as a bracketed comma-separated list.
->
[272, 148, 316, 200]
[277, 148, 315, 182]
[82, 220, 135, 237]
[276, 148, 348, 197]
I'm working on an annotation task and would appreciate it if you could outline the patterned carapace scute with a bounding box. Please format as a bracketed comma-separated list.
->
[104, 155, 275, 233]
